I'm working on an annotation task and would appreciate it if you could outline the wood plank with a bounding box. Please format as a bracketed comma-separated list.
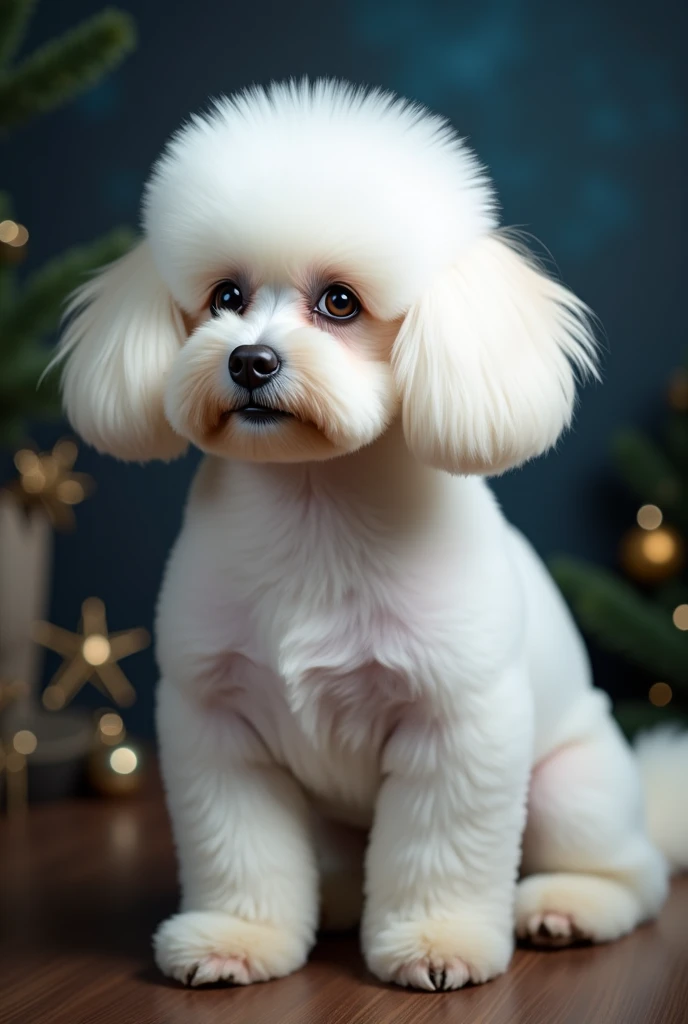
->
[1, 776, 686, 1024]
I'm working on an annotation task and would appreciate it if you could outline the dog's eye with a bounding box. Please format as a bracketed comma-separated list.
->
[315, 285, 360, 321]
[210, 280, 245, 316]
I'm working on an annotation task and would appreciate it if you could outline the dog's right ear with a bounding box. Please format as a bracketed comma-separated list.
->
[55, 240, 188, 461]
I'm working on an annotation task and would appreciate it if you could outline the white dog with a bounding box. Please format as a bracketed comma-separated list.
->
[57, 80, 686, 992]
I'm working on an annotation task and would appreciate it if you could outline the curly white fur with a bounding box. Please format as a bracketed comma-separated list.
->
[55, 79, 682, 992]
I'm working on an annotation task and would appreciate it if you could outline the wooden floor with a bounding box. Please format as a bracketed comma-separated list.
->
[1, 777, 686, 1024]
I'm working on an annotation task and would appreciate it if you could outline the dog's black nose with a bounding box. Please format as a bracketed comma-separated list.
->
[228, 345, 280, 390]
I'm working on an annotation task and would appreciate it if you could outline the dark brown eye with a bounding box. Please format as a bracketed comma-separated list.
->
[210, 280, 244, 316]
[316, 284, 360, 321]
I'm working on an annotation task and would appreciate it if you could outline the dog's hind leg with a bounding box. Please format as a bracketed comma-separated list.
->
[518, 704, 668, 947]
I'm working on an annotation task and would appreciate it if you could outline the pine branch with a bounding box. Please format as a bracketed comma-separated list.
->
[665, 412, 688, 474]
[0, 338, 55, 394]
[550, 557, 688, 686]
[0, 0, 35, 68]
[0, 338, 61, 441]
[655, 579, 688, 613]
[613, 700, 687, 741]
[0, 8, 136, 130]
[0, 226, 134, 350]
[0, 190, 15, 313]
[612, 429, 684, 516]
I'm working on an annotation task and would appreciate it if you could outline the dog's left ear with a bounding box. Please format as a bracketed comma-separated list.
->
[392, 233, 598, 475]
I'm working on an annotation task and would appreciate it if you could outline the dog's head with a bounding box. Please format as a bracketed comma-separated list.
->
[58, 80, 597, 473]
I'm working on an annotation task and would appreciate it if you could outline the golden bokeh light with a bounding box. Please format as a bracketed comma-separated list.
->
[98, 711, 125, 745]
[0, 219, 19, 243]
[100, 712, 124, 736]
[648, 682, 673, 707]
[110, 746, 138, 775]
[0, 219, 28, 246]
[12, 224, 29, 247]
[672, 604, 688, 630]
[82, 634, 112, 666]
[641, 529, 678, 565]
[636, 504, 663, 531]
[12, 730, 37, 755]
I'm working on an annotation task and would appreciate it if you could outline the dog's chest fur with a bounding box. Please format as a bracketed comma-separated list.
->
[159, 454, 509, 822]
[234, 507, 430, 821]
[161, 456, 469, 821]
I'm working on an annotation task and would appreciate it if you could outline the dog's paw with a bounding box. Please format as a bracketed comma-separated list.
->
[519, 911, 583, 948]
[516, 873, 643, 947]
[364, 913, 513, 991]
[153, 910, 309, 986]
[393, 955, 472, 992]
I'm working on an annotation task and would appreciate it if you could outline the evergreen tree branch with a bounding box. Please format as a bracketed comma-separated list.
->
[0, 339, 61, 441]
[612, 429, 684, 516]
[0, 190, 16, 314]
[613, 700, 687, 741]
[0, 226, 134, 349]
[0, 0, 35, 68]
[665, 412, 688, 475]
[550, 556, 688, 686]
[0, 8, 136, 130]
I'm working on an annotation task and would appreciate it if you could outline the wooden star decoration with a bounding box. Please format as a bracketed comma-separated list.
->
[4, 438, 94, 530]
[0, 678, 29, 714]
[34, 598, 150, 710]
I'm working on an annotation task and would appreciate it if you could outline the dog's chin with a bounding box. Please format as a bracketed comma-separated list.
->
[196, 406, 351, 463]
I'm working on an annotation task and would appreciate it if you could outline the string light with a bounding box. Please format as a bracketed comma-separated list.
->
[110, 747, 137, 775]
[672, 604, 688, 631]
[640, 529, 678, 565]
[82, 634, 111, 666]
[636, 504, 663, 530]
[0, 219, 29, 247]
[648, 682, 673, 707]
[97, 711, 125, 746]
[12, 730, 37, 755]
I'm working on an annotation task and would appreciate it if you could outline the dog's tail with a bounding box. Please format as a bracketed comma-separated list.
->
[635, 727, 688, 873]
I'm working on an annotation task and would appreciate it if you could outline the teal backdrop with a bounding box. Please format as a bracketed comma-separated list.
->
[2, 0, 686, 735]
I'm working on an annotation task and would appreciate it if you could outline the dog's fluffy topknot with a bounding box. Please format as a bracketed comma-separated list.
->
[143, 78, 496, 317]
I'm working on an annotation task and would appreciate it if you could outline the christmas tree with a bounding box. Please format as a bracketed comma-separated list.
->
[0, 2, 141, 811]
[552, 363, 688, 737]
[0, 1, 136, 443]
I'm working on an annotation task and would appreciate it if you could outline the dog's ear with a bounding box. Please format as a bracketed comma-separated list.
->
[56, 240, 188, 461]
[392, 233, 598, 475]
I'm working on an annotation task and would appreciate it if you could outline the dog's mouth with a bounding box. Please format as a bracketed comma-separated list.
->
[219, 404, 296, 427]
[237, 404, 295, 425]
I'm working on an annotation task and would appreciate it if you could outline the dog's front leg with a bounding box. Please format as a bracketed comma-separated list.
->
[363, 667, 532, 991]
[153, 681, 319, 986]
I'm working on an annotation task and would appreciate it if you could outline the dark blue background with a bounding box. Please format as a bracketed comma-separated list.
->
[3, 0, 685, 736]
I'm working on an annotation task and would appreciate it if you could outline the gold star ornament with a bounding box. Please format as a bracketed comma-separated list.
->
[35, 598, 150, 710]
[6, 439, 94, 529]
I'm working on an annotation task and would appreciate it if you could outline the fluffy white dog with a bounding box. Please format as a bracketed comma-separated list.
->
[57, 80, 686, 992]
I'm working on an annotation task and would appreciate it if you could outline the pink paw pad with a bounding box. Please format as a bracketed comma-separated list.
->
[394, 956, 472, 991]
[525, 912, 587, 948]
[186, 954, 251, 986]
